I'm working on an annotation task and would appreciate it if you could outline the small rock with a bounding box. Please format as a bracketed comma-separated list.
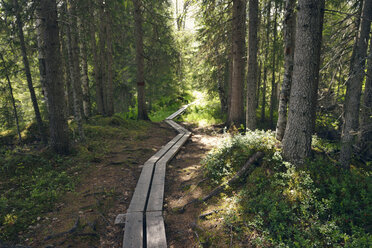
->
[37, 216, 41, 221]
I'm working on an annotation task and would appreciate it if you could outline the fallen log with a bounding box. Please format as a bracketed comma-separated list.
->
[179, 151, 264, 212]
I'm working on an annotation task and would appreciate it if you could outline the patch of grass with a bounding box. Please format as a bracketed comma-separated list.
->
[199, 131, 372, 247]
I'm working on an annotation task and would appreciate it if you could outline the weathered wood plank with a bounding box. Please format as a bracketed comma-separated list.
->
[144, 133, 184, 166]
[165, 120, 188, 134]
[146, 211, 167, 248]
[122, 212, 143, 248]
[158, 133, 190, 164]
[146, 183, 165, 212]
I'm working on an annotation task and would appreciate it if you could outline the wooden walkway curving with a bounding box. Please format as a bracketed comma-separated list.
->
[115, 105, 191, 248]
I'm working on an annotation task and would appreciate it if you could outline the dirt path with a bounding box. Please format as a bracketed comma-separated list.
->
[164, 124, 223, 248]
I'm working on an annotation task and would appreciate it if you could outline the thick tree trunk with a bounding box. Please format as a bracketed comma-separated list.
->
[261, 1, 271, 123]
[340, 0, 372, 168]
[228, 0, 246, 128]
[14, 0, 47, 144]
[275, 0, 296, 141]
[282, 0, 325, 164]
[67, 0, 85, 140]
[37, 0, 70, 154]
[133, 0, 149, 120]
[0, 52, 22, 143]
[246, 0, 258, 130]
[359, 39, 372, 157]
[269, 1, 278, 129]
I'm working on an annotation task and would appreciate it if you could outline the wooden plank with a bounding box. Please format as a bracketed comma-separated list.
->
[147, 134, 190, 212]
[122, 212, 143, 248]
[146, 183, 165, 212]
[127, 164, 153, 213]
[165, 120, 187, 134]
[166, 108, 184, 120]
[146, 212, 167, 248]
[144, 133, 184, 166]
[158, 133, 190, 165]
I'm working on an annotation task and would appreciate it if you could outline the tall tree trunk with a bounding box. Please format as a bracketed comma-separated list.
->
[133, 0, 149, 120]
[67, 0, 85, 140]
[98, 0, 107, 116]
[282, 0, 325, 164]
[37, 0, 70, 154]
[79, 21, 91, 118]
[105, 7, 114, 116]
[359, 39, 372, 157]
[36, 18, 48, 113]
[269, 1, 278, 129]
[276, 0, 296, 141]
[0, 52, 22, 143]
[14, 0, 47, 144]
[340, 0, 372, 168]
[246, 0, 258, 130]
[261, 1, 271, 123]
[256, 61, 261, 109]
[228, 0, 246, 128]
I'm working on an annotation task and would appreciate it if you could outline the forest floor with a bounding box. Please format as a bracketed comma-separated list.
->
[25, 121, 224, 248]
[27, 121, 176, 248]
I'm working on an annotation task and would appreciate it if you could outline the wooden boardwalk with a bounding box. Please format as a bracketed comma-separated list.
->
[115, 105, 191, 248]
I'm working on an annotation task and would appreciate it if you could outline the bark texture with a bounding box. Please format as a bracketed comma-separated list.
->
[359, 39, 372, 157]
[282, 0, 325, 164]
[276, 0, 296, 140]
[14, 0, 47, 144]
[228, 0, 246, 128]
[340, 0, 372, 168]
[37, 0, 70, 154]
[67, 0, 85, 140]
[133, 0, 149, 120]
[246, 0, 258, 130]
[261, 1, 271, 123]
[269, 1, 278, 129]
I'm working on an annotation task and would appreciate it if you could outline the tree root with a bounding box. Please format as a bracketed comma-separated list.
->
[179, 151, 264, 212]
[44, 217, 80, 241]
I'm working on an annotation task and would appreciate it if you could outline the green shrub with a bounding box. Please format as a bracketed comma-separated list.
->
[201, 130, 372, 247]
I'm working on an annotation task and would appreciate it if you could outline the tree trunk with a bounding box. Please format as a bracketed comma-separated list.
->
[105, 7, 114, 116]
[133, 0, 149, 120]
[37, 0, 70, 154]
[228, 0, 246, 128]
[246, 0, 258, 130]
[0, 52, 22, 143]
[359, 39, 372, 157]
[261, 1, 271, 123]
[78, 21, 91, 118]
[282, 0, 325, 164]
[340, 0, 372, 168]
[275, 0, 296, 141]
[67, 0, 85, 140]
[98, 0, 107, 116]
[14, 0, 47, 144]
[36, 18, 48, 113]
[269, 1, 278, 129]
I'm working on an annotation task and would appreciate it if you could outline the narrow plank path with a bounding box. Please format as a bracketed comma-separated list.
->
[115, 105, 191, 248]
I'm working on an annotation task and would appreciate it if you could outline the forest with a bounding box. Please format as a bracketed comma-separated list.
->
[0, 0, 371, 247]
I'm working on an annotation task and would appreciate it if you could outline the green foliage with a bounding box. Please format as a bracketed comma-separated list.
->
[0, 150, 75, 241]
[203, 131, 278, 184]
[202, 130, 372, 247]
[182, 92, 224, 126]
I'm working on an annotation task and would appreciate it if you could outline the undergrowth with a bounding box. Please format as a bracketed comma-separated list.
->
[0, 115, 149, 243]
[200, 131, 371, 247]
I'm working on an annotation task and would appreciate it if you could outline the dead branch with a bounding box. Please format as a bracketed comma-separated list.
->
[179, 152, 264, 212]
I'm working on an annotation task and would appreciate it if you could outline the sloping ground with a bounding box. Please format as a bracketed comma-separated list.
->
[26, 121, 176, 248]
